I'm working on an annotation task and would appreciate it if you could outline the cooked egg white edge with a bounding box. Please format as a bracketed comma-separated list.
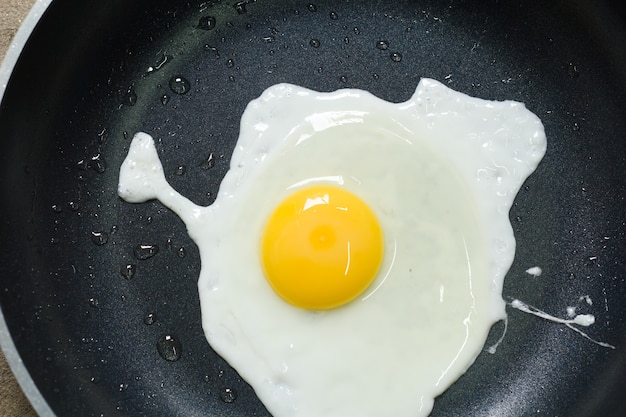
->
[118, 78, 547, 416]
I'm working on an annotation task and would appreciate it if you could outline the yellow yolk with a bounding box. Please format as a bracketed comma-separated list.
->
[261, 185, 384, 310]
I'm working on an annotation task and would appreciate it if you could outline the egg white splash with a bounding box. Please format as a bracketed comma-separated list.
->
[118, 78, 546, 417]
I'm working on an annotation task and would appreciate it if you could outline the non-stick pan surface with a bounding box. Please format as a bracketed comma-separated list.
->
[1, 0, 625, 416]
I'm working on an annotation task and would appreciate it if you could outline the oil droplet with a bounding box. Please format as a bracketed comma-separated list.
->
[90, 153, 107, 173]
[91, 231, 109, 246]
[157, 334, 182, 361]
[120, 264, 136, 280]
[308, 3, 317, 12]
[309, 39, 320, 48]
[372, 73, 379, 80]
[226, 58, 235, 68]
[97, 128, 108, 144]
[198, 16, 217, 30]
[204, 44, 220, 58]
[343, 37, 349, 44]
[169, 76, 191, 95]
[123, 87, 137, 106]
[160, 94, 170, 105]
[220, 387, 238, 403]
[339, 75, 347, 83]
[76, 159, 88, 171]
[329, 11, 339, 20]
[88, 297, 99, 308]
[143, 313, 155, 325]
[68, 201, 79, 211]
[234, 1, 247, 14]
[177, 247, 187, 258]
[568, 62, 580, 79]
[175, 165, 187, 176]
[133, 244, 159, 260]
[390, 52, 403, 62]
[51, 204, 62, 213]
[376, 40, 389, 50]
[201, 153, 215, 170]
[146, 53, 173, 74]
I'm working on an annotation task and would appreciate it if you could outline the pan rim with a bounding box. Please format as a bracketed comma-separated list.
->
[0, 1, 56, 416]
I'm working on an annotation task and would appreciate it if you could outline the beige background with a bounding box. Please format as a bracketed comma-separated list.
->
[1, 1, 40, 416]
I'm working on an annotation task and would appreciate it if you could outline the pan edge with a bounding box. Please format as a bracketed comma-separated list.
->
[0, 1, 57, 416]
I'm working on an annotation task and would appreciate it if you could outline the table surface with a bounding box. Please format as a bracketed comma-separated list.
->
[1, 1, 39, 415]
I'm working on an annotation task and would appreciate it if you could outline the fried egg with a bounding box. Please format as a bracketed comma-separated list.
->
[118, 78, 546, 417]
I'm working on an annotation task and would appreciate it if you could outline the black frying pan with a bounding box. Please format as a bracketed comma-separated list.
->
[1, 1, 625, 416]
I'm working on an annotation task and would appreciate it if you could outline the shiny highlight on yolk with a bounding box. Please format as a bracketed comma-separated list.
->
[261, 185, 384, 310]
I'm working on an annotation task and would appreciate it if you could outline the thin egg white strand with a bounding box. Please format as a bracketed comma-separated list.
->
[509, 299, 615, 349]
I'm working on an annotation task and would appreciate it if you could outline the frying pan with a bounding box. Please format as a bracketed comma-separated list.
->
[1, 0, 625, 416]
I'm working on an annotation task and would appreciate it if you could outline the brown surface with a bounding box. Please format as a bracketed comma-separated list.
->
[1, 1, 39, 416]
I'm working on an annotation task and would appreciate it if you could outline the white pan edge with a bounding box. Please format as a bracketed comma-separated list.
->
[0, 0, 56, 416]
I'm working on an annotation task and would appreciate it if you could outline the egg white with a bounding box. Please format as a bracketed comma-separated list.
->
[118, 78, 546, 417]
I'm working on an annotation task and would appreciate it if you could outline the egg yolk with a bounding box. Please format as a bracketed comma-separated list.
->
[261, 185, 384, 310]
